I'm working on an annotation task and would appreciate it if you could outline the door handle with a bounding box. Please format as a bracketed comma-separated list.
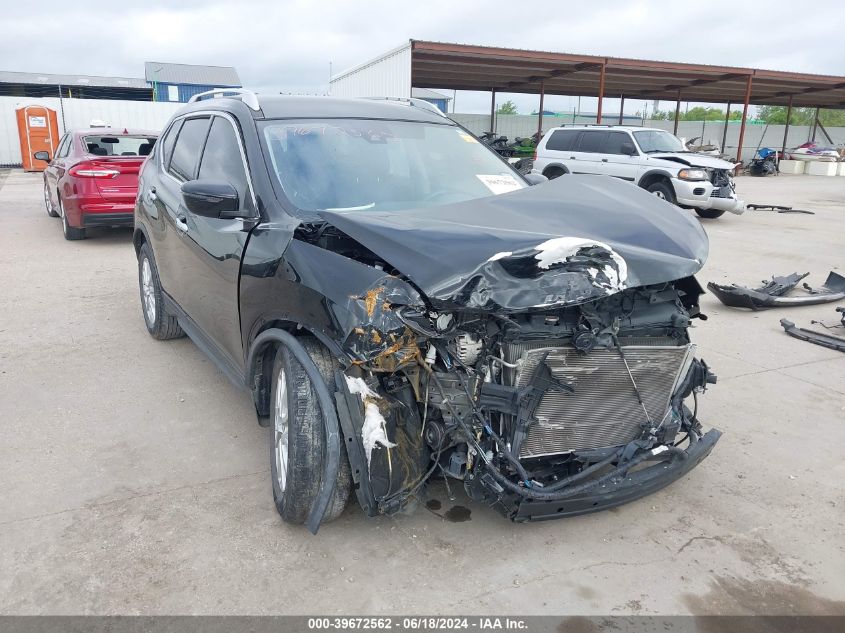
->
[601, 158, 608, 162]
[569, 156, 576, 160]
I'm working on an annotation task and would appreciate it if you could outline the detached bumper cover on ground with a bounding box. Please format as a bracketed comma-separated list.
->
[708, 271, 845, 310]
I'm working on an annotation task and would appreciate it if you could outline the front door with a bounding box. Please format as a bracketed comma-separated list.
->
[173, 114, 257, 370]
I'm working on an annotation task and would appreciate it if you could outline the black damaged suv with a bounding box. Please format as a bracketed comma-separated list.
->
[134, 90, 720, 533]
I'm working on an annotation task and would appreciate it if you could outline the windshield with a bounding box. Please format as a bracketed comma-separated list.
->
[83, 135, 157, 157]
[633, 130, 685, 153]
[261, 119, 525, 212]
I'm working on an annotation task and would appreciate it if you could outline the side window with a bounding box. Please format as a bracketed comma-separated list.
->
[168, 117, 210, 181]
[159, 119, 183, 171]
[576, 131, 608, 153]
[545, 129, 580, 152]
[602, 132, 631, 155]
[197, 116, 252, 209]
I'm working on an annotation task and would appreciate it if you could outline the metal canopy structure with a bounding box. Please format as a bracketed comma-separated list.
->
[410, 40, 845, 108]
[408, 40, 845, 161]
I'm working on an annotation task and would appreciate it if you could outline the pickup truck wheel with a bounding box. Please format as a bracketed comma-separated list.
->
[695, 208, 726, 219]
[44, 182, 59, 217]
[270, 336, 352, 525]
[59, 196, 85, 240]
[137, 243, 184, 340]
[646, 181, 676, 204]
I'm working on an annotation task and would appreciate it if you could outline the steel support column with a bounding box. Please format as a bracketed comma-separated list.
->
[489, 89, 497, 134]
[811, 107, 820, 141]
[596, 63, 606, 124]
[781, 95, 793, 156]
[735, 75, 753, 164]
[618, 95, 625, 124]
[721, 102, 731, 152]
[673, 91, 681, 135]
[537, 81, 545, 139]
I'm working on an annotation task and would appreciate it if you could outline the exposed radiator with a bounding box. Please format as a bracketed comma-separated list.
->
[502, 339, 693, 458]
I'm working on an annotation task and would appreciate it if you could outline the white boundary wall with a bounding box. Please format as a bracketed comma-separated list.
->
[1, 96, 183, 166]
[329, 42, 412, 99]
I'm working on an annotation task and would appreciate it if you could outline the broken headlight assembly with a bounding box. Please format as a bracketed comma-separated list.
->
[677, 168, 708, 181]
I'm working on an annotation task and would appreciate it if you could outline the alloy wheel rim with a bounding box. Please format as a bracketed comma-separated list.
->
[44, 184, 51, 214]
[274, 368, 289, 493]
[653, 190, 666, 200]
[141, 258, 156, 324]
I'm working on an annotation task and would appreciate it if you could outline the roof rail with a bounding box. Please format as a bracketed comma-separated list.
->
[361, 96, 447, 118]
[188, 88, 260, 111]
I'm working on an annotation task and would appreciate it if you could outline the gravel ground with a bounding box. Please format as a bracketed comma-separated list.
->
[0, 169, 843, 615]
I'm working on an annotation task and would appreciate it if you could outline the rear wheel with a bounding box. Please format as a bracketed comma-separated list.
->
[44, 182, 58, 217]
[58, 196, 85, 240]
[646, 181, 676, 204]
[695, 208, 726, 219]
[137, 243, 184, 340]
[270, 336, 352, 525]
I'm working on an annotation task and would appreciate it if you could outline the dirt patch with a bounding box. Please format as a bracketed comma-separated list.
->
[682, 575, 845, 616]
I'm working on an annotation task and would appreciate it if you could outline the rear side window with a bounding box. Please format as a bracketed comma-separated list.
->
[577, 131, 608, 153]
[55, 134, 71, 158]
[169, 117, 211, 181]
[83, 135, 157, 157]
[545, 129, 580, 152]
[602, 131, 633, 155]
[159, 119, 183, 169]
[197, 116, 252, 209]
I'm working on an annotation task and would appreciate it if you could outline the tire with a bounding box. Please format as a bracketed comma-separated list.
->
[270, 336, 352, 525]
[137, 243, 184, 340]
[543, 166, 568, 180]
[646, 181, 676, 204]
[695, 208, 726, 219]
[58, 195, 85, 240]
[44, 182, 59, 217]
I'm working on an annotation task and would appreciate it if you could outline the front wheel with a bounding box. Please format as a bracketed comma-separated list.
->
[270, 336, 352, 525]
[645, 181, 676, 204]
[695, 208, 726, 219]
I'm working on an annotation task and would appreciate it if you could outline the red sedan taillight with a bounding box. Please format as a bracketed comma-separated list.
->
[69, 162, 120, 178]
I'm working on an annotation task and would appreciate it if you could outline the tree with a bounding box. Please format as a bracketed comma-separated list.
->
[496, 100, 518, 115]
[758, 106, 845, 127]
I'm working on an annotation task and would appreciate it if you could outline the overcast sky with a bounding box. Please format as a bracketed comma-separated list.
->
[3, 0, 843, 115]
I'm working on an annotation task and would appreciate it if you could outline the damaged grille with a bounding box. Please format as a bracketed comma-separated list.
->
[503, 339, 692, 458]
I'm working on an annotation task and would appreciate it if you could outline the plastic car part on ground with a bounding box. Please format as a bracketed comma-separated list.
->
[780, 308, 845, 353]
[746, 203, 814, 215]
[708, 271, 845, 310]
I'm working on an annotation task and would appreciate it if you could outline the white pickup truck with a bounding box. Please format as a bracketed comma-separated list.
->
[532, 125, 744, 218]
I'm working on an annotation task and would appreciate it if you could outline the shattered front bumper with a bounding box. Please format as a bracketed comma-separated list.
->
[486, 429, 722, 522]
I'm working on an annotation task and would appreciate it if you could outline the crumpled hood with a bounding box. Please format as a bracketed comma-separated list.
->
[320, 176, 709, 312]
[649, 152, 737, 170]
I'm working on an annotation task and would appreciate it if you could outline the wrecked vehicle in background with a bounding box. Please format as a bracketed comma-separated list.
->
[134, 93, 720, 533]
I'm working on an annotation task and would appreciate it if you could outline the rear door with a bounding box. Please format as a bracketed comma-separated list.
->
[596, 131, 640, 181]
[171, 114, 257, 368]
[150, 116, 212, 305]
[570, 130, 606, 174]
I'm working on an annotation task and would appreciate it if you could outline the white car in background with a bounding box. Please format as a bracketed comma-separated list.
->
[532, 126, 744, 219]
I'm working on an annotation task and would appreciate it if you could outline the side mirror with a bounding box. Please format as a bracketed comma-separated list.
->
[34, 151, 51, 162]
[523, 172, 548, 186]
[181, 180, 241, 219]
[620, 142, 637, 156]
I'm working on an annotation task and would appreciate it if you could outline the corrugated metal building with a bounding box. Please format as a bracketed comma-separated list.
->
[0, 70, 152, 100]
[144, 62, 241, 103]
[330, 43, 412, 99]
[411, 87, 452, 113]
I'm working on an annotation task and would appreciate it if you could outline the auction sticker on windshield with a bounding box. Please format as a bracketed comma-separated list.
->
[476, 174, 523, 195]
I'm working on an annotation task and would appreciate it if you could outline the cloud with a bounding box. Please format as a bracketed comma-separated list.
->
[1, 0, 842, 114]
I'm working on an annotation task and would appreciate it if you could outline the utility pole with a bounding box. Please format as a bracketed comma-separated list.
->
[57, 85, 66, 134]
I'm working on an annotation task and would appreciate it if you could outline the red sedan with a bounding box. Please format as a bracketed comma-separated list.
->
[37, 128, 157, 240]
